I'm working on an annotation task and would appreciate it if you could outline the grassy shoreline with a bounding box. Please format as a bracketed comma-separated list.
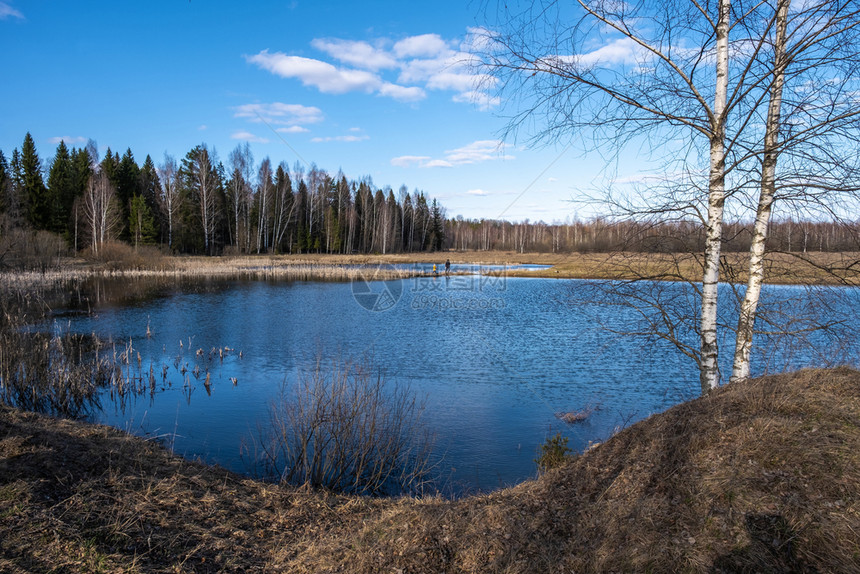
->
[2, 368, 859, 572]
[2, 249, 858, 288]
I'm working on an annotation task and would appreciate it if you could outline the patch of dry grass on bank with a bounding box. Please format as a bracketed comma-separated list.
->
[2, 249, 857, 288]
[506, 250, 860, 285]
[3, 368, 859, 572]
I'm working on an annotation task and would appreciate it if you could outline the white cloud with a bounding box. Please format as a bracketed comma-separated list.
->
[231, 131, 270, 144]
[391, 155, 431, 167]
[444, 140, 509, 165]
[246, 30, 499, 109]
[246, 51, 379, 94]
[311, 135, 370, 143]
[452, 90, 500, 110]
[198, 124, 208, 131]
[544, 37, 650, 71]
[48, 136, 87, 145]
[580, 37, 645, 66]
[424, 159, 454, 168]
[379, 82, 426, 102]
[391, 140, 509, 169]
[548, 177, 558, 182]
[247, 50, 424, 102]
[0, 2, 23, 20]
[311, 38, 397, 70]
[277, 125, 309, 134]
[393, 34, 449, 59]
[234, 102, 324, 127]
[466, 189, 489, 196]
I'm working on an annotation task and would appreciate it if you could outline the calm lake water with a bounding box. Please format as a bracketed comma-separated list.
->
[49, 267, 859, 494]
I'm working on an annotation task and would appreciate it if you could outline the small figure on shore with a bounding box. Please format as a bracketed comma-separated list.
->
[433, 264, 438, 276]
[445, 259, 451, 275]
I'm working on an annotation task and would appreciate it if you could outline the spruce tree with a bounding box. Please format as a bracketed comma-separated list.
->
[115, 148, 140, 239]
[129, 194, 157, 247]
[139, 154, 163, 239]
[72, 147, 92, 198]
[0, 150, 8, 215]
[100, 148, 118, 184]
[430, 198, 445, 251]
[47, 140, 75, 234]
[8, 149, 23, 221]
[21, 133, 48, 230]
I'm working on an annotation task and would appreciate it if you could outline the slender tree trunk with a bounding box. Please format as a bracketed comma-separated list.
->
[700, 0, 730, 394]
[730, 0, 790, 383]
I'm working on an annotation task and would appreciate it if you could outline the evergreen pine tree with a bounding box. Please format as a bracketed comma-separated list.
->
[100, 148, 118, 183]
[430, 198, 445, 251]
[21, 133, 48, 229]
[129, 194, 157, 247]
[115, 148, 140, 239]
[71, 147, 92, 198]
[8, 149, 23, 221]
[47, 140, 75, 234]
[139, 154, 163, 240]
[0, 150, 8, 215]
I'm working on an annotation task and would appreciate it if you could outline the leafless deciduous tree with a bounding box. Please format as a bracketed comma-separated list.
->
[80, 170, 121, 254]
[729, 0, 860, 382]
[227, 143, 253, 253]
[157, 153, 181, 251]
[481, 0, 860, 392]
[184, 144, 219, 255]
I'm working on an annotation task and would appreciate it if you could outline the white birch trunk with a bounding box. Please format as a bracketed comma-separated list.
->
[700, 0, 731, 394]
[730, 0, 790, 383]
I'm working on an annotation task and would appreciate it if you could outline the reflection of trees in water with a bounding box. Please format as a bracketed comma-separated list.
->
[572, 277, 860, 382]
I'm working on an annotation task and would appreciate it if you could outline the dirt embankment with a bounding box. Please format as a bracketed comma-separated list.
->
[2, 368, 859, 572]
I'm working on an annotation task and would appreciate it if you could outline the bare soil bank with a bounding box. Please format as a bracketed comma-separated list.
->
[2, 368, 859, 573]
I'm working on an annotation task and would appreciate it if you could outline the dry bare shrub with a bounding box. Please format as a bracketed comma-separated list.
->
[80, 240, 166, 271]
[255, 355, 435, 496]
[0, 221, 67, 271]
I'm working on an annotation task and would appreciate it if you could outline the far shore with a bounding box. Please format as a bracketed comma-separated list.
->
[2, 249, 858, 287]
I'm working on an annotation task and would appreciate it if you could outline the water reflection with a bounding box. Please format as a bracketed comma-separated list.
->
[47, 272, 859, 494]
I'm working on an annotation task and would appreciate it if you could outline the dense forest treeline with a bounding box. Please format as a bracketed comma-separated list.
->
[0, 133, 446, 265]
[447, 217, 860, 254]
[0, 132, 857, 270]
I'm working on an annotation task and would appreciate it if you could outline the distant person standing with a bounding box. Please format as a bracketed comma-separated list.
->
[445, 259, 451, 275]
[433, 264, 438, 276]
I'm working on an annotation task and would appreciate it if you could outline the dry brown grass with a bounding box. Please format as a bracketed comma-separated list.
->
[506, 250, 860, 285]
[2, 368, 859, 572]
[2, 249, 857, 288]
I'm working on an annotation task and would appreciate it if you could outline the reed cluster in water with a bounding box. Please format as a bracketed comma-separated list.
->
[0, 290, 118, 417]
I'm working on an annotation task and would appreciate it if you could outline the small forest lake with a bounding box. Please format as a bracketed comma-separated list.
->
[45, 265, 860, 494]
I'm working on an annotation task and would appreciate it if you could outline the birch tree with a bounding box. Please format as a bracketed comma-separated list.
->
[271, 162, 295, 252]
[482, 0, 733, 393]
[227, 143, 253, 252]
[729, 0, 860, 382]
[157, 154, 181, 251]
[81, 170, 121, 254]
[182, 145, 219, 255]
[482, 0, 860, 392]
[256, 157, 273, 254]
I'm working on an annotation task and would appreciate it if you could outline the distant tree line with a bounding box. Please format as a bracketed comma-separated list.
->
[444, 217, 860, 254]
[1, 132, 855, 269]
[0, 133, 447, 264]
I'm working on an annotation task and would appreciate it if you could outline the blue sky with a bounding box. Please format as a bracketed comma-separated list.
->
[0, 0, 617, 221]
